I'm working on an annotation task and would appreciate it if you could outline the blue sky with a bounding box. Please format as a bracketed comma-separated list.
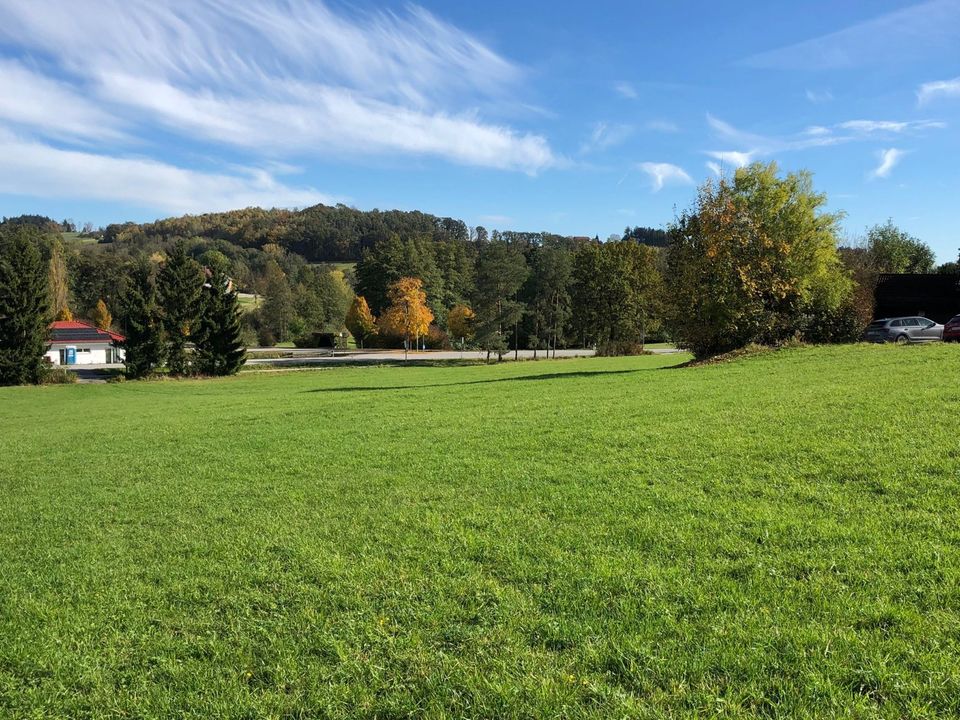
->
[0, 0, 958, 260]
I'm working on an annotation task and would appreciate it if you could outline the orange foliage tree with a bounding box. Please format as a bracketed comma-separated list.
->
[345, 295, 377, 348]
[379, 277, 433, 354]
[447, 304, 475, 344]
[91, 299, 112, 330]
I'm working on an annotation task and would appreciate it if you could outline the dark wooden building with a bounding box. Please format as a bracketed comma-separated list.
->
[874, 274, 960, 323]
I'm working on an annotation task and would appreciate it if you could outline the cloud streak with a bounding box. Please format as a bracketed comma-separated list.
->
[704, 114, 944, 170]
[637, 162, 693, 192]
[918, 76, 960, 104]
[805, 89, 833, 104]
[0, 60, 126, 142]
[0, 130, 332, 213]
[579, 122, 633, 154]
[740, 0, 960, 70]
[0, 0, 556, 177]
[870, 148, 905, 179]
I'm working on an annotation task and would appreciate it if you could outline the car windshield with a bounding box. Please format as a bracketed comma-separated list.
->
[951, 316, 960, 323]
[868, 321, 887, 328]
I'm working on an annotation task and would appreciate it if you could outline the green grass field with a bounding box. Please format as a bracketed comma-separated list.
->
[2, 345, 959, 717]
[60, 231, 99, 244]
[236, 292, 262, 311]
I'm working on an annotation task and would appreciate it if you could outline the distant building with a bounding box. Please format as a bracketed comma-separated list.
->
[46, 321, 125, 366]
[874, 274, 960, 323]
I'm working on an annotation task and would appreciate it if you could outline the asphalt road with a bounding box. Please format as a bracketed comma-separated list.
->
[244, 347, 681, 368]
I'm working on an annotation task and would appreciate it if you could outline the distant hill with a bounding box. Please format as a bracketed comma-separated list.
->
[101, 204, 472, 263]
[5, 207, 669, 264]
[1, 214, 76, 235]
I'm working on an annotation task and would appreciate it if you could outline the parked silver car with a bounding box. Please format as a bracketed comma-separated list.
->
[864, 317, 944, 344]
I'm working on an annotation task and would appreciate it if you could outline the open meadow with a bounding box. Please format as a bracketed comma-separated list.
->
[2, 344, 959, 718]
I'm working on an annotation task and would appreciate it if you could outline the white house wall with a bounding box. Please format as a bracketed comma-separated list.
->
[46, 345, 125, 366]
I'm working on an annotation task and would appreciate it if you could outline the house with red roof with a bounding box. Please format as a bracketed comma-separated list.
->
[45, 321, 126, 366]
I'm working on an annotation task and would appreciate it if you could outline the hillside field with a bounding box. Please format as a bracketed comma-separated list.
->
[2, 345, 959, 717]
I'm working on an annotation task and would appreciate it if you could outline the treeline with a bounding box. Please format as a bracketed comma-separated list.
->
[348, 230, 666, 357]
[0, 225, 245, 384]
[3, 166, 958, 386]
[101, 205, 472, 263]
[0, 222, 356, 350]
[333, 163, 958, 360]
[1, 215, 82, 235]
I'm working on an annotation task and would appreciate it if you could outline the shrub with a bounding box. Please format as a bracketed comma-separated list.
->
[666, 163, 851, 359]
[801, 287, 873, 344]
[256, 326, 276, 347]
[41, 367, 78, 384]
[595, 341, 650, 357]
[424, 324, 452, 350]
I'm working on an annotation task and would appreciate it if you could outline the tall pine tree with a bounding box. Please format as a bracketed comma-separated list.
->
[0, 227, 49, 385]
[119, 260, 165, 379]
[474, 240, 528, 361]
[194, 270, 246, 376]
[157, 240, 203, 375]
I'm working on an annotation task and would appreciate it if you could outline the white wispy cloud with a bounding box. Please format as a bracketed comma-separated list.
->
[580, 122, 633, 154]
[0, 60, 125, 142]
[870, 148, 906, 179]
[838, 119, 945, 133]
[805, 89, 833, 104]
[0, 0, 556, 179]
[637, 162, 693, 191]
[918, 76, 960, 104]
[741, 0, 960, 70]
[704, 114, 945, 167]
[705, 150, 756, 169]
[706, 161, 722, 177]
[614, 81, 638, 99]
[0, 130, 332, 213]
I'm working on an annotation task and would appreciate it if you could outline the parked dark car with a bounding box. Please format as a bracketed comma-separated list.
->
[944, 315, 960, 342]
[863, 317, 943, 344]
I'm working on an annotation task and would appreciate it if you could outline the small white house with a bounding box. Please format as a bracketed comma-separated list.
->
[46, 321, 125, 366]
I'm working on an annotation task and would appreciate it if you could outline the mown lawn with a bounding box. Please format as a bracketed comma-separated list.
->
[1, 344, 959, 718]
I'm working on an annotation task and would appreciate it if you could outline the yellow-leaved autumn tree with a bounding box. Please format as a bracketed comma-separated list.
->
[345, 295, 377, 348]
[91, 298, 113, 330]
[447, 304, 475, 344]
[379, 277, 433, 355]
[48, 239, 72, 321]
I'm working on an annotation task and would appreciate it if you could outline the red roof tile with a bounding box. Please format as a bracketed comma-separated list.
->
[49, 320, 125, 344]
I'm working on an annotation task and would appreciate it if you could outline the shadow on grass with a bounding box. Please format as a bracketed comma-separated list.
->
[305, 368, 649, 393]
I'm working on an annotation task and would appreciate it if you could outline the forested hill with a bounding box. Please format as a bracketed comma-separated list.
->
[96, 205, 668, 263]
[102, 205, 473, 263]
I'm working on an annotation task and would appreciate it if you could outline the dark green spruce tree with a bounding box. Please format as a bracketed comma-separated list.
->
[194, 270, 246, 376]
[157, 240, 203, 376]
[119, 260, 165, 379]
[474, 239, 528, 361]
[0, 226, 50, 385]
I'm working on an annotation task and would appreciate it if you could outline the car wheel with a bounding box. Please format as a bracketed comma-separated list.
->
[895, 334, 909, 345]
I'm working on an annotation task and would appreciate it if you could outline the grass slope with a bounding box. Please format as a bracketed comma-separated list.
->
[2, 345, 959, 718]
